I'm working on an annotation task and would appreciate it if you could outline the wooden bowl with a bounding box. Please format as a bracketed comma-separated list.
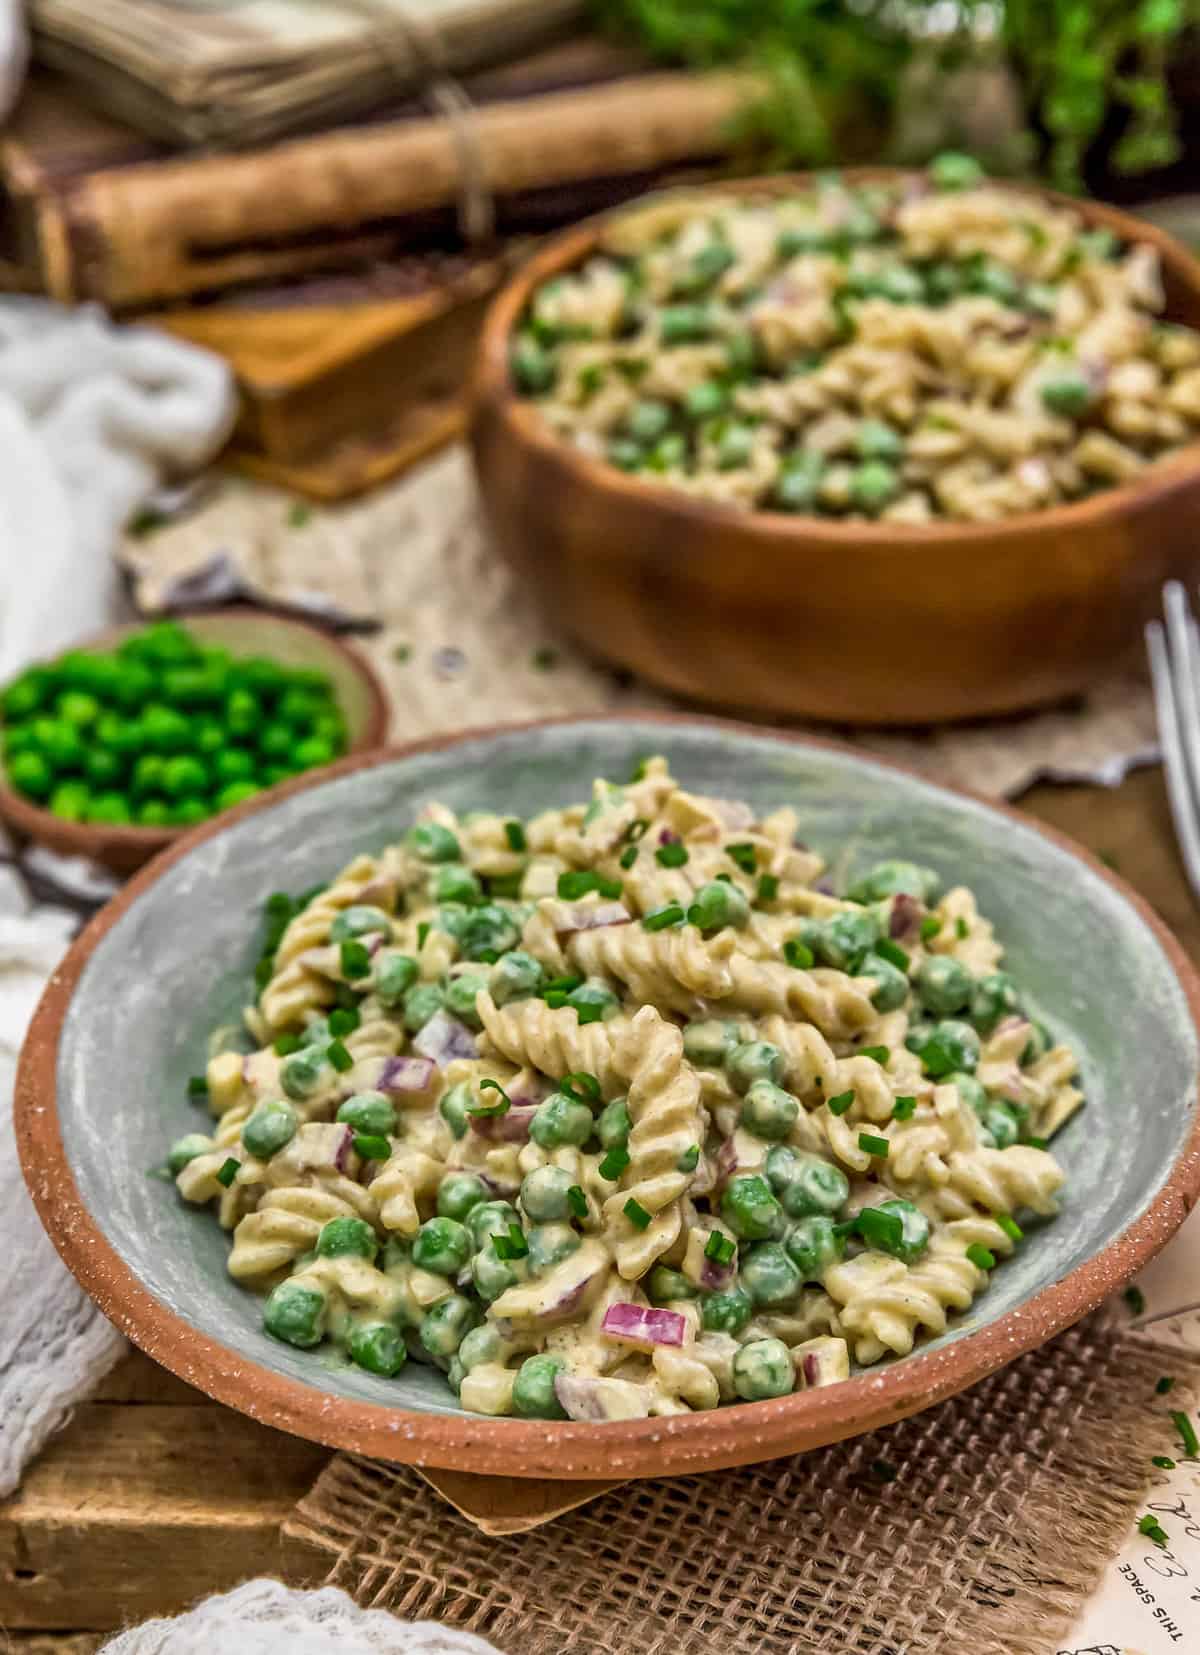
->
[471, 174, 1200, 725]
[0, 610, 389, 876]
[16, 714, 1200, 1478]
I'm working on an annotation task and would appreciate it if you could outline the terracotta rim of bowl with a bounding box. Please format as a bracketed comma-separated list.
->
[0, 609, 391, 860]
[16, 712, 1200, 1478]
[473, 169, 1200, 546]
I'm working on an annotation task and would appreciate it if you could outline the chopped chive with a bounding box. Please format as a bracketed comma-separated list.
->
[1124, 1285, 1146, 1316]
[920, 916, 941, 942]
[705, 1231, 736, 1265]
[624, 1197, 652, 1230]
[417, 921, 430, 949]
[1157, 1376, 1176, 1395]
[265, 891, 294, 918]
[494, 1223, 530, 1260]
[561, 1071, 601, 1104]
[656, 842, 689, 868]
[643, 902, 685, 931]
[488, 872, 523, 899]
[619, 844, 638, 869]
[858, 1132, 889, 1158]
[955, 916, 969, 939]
[1026, 1136, 1048, 1150]
[726, 842, 758, 875]
[852, 1207, 904, 1250]
[596, 875, 624, 900]
[215, 1157, 240, 1188]
[187, 1075, 208, 1098]
[995, 1213, 1024, 1242]
[504, 820, 527, 852]
[574, 1001, 605, 1026]
[869, 1458, 898, 1483]
[858, 1045, 889, 1064]
[892, 1096, 917, 1121]
[629, 757, 650, 781]
[599, 1146, 631, 1180]
[677, 1144, 700, 1173]
[545, 990, 568, 1008]
[715, 873, 733, 884]
[784, 938, 814, 969]
[544, 974, 583, 994]
[328, 1007, 360, 1037]
[756, 874, 780, 904]
[1170, 1409, 1199, 1457]
[327, 1039, 353, 1073]
[468, 1079, 513, 1119]
[254, 958, 274, 989]
[566, 1184, 589, 1220]
[1152, 1455, 1176, 1469]
[623, 819, 649, 843]
[353, 1133, 391, 1160]
[828, 1091, 854, 1116]
[966, 1243, 996, 1271]
[1138, 1513, 1169, 1546]
[334, 982, 358, 1010]
[339, 939, 371, 980]
[874, 938, 910, 971]
[274, 1033, 301, 1056]
[558, 870, 595, 900]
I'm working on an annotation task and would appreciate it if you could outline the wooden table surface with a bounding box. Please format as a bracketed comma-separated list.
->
[2, 763, 1193, 1649]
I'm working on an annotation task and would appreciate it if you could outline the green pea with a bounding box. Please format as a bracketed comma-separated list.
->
[406, 821, 462, 862]
[459, 904, 521, 961]
[437, 1171, 489, 1222]
[33, 718, 84, 770]
[434, 865, 482, 907]
[402, 983, 444, 1033]
[439, 1081, 473, 1140]
[723, 329, 759, 377]
[1, 669, 49, 720]
[949, 1070, 988, 1115]
[242, 1099, 299, 1160]
[872, 265, 925, 303]
[530, 1092, 594, 1149]
[279, 1048, 327, 1100]
[300, 1017, 331, 1049]
[856, 420, 904, 462]
[49, 780, 89, 820]
[458, 1323, 503, 1372]
[785, 1215, 844, 1280]
[721, 1174, 785, 1241]
[55, 690, 100, 728]
[1077, 228, 1119, 262]
[264, 1279, 326, 1348]
[981, 1101, 1021, 1148]
[467, 1200, 518, 1249]
[512, 1353, 568, 1419]
[727, 1041, 785, 1095]
[137, 798, 171, 827]
[915, 955, 973, 1016]
[716, 423, 755, 471]
[316, 1216, 379, 1261]
[87, 793, 132, 826]
[347, 1321, 407, 1377]
[874, 1198, 931, 1263]
[161, 755, 208, 799]
[131, 754, 166, 798]
[527, 1222, 580, 1274]
[765, 1146, 849, 1219]
[329, 905, 393, 943]
[660, 304, 714, 344]
[647, 1265, 696, 1304]
[167, 1132, 212, 1175]
[1021, 1021, 1053, 1066]
[683, 1019, 739, 1067]
[970, 972, 1020, 1034]
[774, 451, 825, 512]
[433, 904, 470, 942]
[1025, 281, 1058, 317]
[862, 951, 909, 1012]
[565, 980, 621, 1025]
[520, 1164, 575, 1223]
[376, 953, 419, 1007]
[741, 1241, 803, 1308]
[646, 431, 687, 472]
[850, 460, 900, 516]
[930, 151, 985, 190]
[701, 1285, 753, 1335]
[732, 1337, 794, 1401]
[420, 1294, 478, 1361]
[626, 400, 673, 444]
[338, 1092, 398, 1136]
[412, 1216, 472, 1276]
[597, 1096, 631, 1150]
[489, 950, 544, 1005]
[684, 380, 729, 421]
[689, 879, 750, 933]
[472, 1239, 519, 1302]
[5, 750, 54, 800]
[847, 859, 940, 904]
[292, 737, 335, 771]
[1040, 373, 1093, 418]
[918, 1019, 981, 1077]
[142, 704, 191, 754]
[83, 748, 124, 789]
[608, 437, 644, 472]
[816, 909, 881, 972]
[444, 971, 489, 1029]
[511, 334, 555, 394]
[171, 796, 209, 826]
[215, 783, 258, 812]
[674, 240, 734, 295]
[741, 1079, 800, 1142]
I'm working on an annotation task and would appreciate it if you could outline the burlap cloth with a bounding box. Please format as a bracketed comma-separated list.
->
[119, 446, 1157, 799]
[121, 451, 1186, 1653]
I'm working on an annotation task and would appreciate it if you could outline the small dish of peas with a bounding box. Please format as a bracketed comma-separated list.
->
[0, 610, 388, 874]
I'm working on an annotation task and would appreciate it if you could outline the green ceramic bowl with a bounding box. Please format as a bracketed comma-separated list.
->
[17, 714, 1200, 1480]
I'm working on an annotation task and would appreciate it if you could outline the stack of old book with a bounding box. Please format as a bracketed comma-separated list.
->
[1, 1, 751, 496]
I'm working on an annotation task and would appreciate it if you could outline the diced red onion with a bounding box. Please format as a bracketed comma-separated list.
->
[601, 1303, 687, 1350]
[293, 1123, 355, 1172]
[412, 1010, 477, 1063]
[889, 893, 924, 941]
[994, 1015, 1030, 1040]
[689, 1153, 716, 1197]
[813, 877, 834, 896]
[477, 1169, 520, 1198]
[658, 828, 680, 845]
[470, 1103, 539, 1143]
[700, 1253, 735, 1292]
[554, 1373, 650, 1422]
[378, 1055, 437, 1094]
[802, 1353, 820, 1386]
[714, 1136, 739, 1188]
[545, 1278, 592, 1321]
[555, 901, 631, 936]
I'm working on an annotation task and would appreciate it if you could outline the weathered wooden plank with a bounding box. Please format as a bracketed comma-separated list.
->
[0, 1403, 330, 1631]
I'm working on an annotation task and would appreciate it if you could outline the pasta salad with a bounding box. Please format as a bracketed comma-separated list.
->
[510, 154, 1200, 522]
[170, 757, 1080, 1419]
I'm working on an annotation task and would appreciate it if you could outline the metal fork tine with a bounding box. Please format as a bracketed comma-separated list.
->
[1148, 614, 1200, 903]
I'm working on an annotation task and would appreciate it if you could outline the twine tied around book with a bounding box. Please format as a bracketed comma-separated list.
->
[347, 0, 496, 243]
